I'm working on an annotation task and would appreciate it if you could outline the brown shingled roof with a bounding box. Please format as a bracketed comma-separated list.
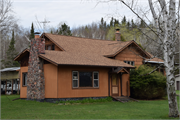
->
[43, 33, 132, 56]
[39, 50, 135, 68]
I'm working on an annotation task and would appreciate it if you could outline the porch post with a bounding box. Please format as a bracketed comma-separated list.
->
[11, 79, 13, 94]
[120, 73, 123, 96]
[15, 79, 17, 91]
[18, 80, 19, 94]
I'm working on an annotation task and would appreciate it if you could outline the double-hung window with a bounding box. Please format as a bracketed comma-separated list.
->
[72, 71, 78, 88]
[72, 71, 99, 88]
[93, 72, 99, 87]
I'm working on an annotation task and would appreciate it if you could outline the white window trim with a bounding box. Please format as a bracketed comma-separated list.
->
[124, 61, 134, 66]
[93, 71, 99, 88]
[72, 71, 78, 88]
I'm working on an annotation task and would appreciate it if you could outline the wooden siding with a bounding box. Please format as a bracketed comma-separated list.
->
[122, 74, 130, 96]
[44, 64, 58, 98]
[45, 38, 61, 51]
[115, 44, 145, 67]
[110, 73, 130, 97]
[20, 66, 28, 98]
[57, 66, 109, 98]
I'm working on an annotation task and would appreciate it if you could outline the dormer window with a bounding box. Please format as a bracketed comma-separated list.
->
[124, 61, 134, 66]
[52, 45, 55, 50]
[45, 44, 55, 50]
[48, 45, 51, 50]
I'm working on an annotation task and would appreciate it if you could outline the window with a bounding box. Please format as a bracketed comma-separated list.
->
[72, 71, 78, 88]
[45, 44, 55, 50]
[93, 72, 99, 87]
[22, 72, 27, 86]
[79, 72, 92, 87]
[47, 45, 51, 50]
[124, 61, 134, 66]
[72, 71, 99, 88]
[52, 45, 55, 50]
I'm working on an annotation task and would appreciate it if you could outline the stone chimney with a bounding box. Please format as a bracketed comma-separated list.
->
[115, 28, 121, 41]
[34, 32, 45, 54]
[27, 32, 45, 101]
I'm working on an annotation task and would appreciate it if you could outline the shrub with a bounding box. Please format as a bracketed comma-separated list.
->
[130, 65, 166, 99]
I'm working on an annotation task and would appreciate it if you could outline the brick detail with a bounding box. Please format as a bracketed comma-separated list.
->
[27, 38, 45, 100]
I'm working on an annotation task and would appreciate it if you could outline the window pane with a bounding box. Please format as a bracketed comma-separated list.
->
[94, 72, 98, 79]
[73, 80, 78, 87]
[73, 71, 78, 79]
[25, 73, 27, 85]
[23, 73, 27, 86]
[48, 45, 51, 50]
[128, 61, 130, 64]
[52, 45, 55, 50]
[94, 80, 98, 87]
[79, 72, 92, 87]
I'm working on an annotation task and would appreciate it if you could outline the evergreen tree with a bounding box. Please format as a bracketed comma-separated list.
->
[131, 19, 136, 28]
[114, 19, 119, 27]
[140, 19, 146, 28]
[110, 17, 114, 27]
[121, 16, 127, 25]
[58, 23, 72, 36]
[30, 22, 34, 39]
[1, 31, 20, 68]
[127, 21, 131, 29]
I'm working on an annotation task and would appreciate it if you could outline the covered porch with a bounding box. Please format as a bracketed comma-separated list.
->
[109, 67, 130, 97]
[0, 67, 20, 95]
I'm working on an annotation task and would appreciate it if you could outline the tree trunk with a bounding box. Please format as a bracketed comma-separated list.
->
[148, 0, 179, 117]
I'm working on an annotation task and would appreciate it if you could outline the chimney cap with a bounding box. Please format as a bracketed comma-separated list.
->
[116, 28, 120, 31]
[34, 32, 40, 35]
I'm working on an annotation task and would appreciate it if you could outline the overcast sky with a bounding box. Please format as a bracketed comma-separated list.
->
[12, 0, 149, 31]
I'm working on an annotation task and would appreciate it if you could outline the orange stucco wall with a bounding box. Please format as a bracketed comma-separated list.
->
[115, 45, 145, 67]
[20, 66, 28, 98]
[57, 66, 109, 98]
[44, 64, 58, 98]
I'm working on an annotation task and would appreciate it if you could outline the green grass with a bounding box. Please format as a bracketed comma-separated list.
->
[1, 95, 180, 119]
[176, 90, 180, 95]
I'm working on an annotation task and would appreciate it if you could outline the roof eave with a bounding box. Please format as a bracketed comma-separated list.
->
[145, 61, 164, 64]
[14, 48, 30, 61]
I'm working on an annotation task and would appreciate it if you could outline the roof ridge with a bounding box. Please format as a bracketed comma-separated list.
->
[45, 33, 132, 43]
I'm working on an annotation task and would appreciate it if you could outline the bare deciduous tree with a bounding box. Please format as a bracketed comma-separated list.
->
[95, 0, 179, 117]
[0, 0, 16, 67]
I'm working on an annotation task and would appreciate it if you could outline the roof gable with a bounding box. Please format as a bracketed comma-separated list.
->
[41, 33, 65, 51]
[14, 48, 30, 61]
[105, 40, 151, 58]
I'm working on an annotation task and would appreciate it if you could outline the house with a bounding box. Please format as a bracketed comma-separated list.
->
[0, 67, 20, 94]
[14, 29, 164, 101]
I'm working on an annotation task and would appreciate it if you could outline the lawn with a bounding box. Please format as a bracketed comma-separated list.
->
[176, 90, 180, 95]
[1, 95, 180, 119]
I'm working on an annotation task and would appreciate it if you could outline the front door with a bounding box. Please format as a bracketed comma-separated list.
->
[111, 74, 119, 96]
